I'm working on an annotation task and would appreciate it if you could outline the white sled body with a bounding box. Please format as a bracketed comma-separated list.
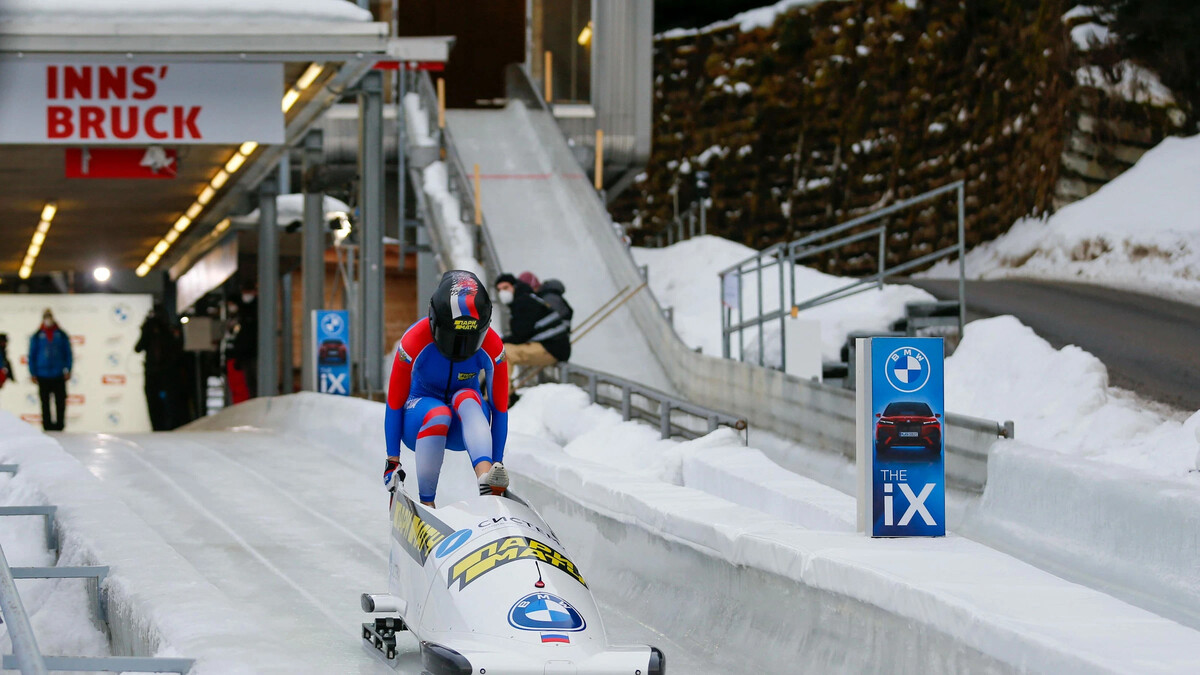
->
[375, 491, 664, 674]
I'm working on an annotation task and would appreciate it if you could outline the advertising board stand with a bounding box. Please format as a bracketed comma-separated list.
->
[313, 310, 351, 396]
[856, 336, 946, 537]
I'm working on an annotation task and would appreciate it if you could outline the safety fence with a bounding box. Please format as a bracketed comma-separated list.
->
[0, 465, 194, 675]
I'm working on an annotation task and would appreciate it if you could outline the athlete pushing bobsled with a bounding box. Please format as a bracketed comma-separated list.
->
[384, 270, 509, 507]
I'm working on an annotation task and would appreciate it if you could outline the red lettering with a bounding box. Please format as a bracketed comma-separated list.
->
[80, 106, 105, 139]
[145, 106, 168, 139]
[46, 66, 58, 100]
[175, 106, 201, 139]
[98, 67, 126, 100]
[47, 106, 73, 138]
[132, 66, 156, 100]
[110, 106, 137, 139]
[64, 66, 91, 100]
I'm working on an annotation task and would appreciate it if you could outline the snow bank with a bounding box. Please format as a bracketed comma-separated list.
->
[0, 412, 300, 674]
[657, 0, 838, 38]
[0, 0, 372, 22]
[201, 392, 1200, 674]
[231, 194, 351, 228]
[947, 315, 1200, 481]
[421, 162, 486, 278]
[632, 235, 934, 361]
[927, 134, 1200, 304]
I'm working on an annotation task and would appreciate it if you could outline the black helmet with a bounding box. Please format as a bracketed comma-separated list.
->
[428, 270, 492, 362]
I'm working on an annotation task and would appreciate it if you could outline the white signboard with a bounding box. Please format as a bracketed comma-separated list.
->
[0, 294, 152, 433]
[0, 61, 283, 144]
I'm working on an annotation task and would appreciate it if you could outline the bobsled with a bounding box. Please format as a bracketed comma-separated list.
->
[362, 490, 665, 675]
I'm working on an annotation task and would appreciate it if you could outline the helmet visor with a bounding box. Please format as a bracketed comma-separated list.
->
[433, 322, 487, 362]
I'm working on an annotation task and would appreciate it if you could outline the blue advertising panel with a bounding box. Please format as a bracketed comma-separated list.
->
[863, 336, 945, 537]
[314, 310, 350, 396]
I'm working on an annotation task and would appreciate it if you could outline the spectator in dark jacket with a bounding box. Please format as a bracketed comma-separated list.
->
[28, 309, 73, 431]
[0, 333, 14, 390]
[538, 279, 573, 330]
[494, 273, 570, 366]
[136, 307, 174, 430]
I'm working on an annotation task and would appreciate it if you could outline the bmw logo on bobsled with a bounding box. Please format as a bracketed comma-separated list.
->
[362, 491, 665, 674]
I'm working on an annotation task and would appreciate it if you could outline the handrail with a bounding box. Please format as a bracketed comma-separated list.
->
[720, 181, 967, 370]
[0, 543, 49, 675]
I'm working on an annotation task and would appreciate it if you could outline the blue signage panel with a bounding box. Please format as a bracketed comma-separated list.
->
[868, 337, 945, 537]
[314, 310, 350, 396]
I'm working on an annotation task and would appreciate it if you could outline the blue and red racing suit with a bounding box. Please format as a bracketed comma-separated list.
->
[384, 318, 509, 503]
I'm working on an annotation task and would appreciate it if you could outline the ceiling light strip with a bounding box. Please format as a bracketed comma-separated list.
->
[18, 201, 56, 279]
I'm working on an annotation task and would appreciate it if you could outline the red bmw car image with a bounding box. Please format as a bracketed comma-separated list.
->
[875, 401, 941, 459]
[318, 339, 348, 366]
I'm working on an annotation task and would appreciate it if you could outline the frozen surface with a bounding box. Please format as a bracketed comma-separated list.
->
[946, 315, 1200, 481]
[632, 235, 934, 361]
[446, 103, 673, 391]
[420, 161, 486, 278]
[927, 134, 1200, 304]
[0, 0, 373, 22]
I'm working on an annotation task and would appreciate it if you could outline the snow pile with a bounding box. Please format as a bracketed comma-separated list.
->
[421, 162, 485, 278]
[928, 134, 1200, 304]
[947, 316, 1200, 480]
[0, 0, 372, 22]
[658, 0, 838, 38]
[404, 92, 436, 147]
[1064, 5, 1176, 106]
[230, 194, 351, 227]
[632, 235, 934, 361]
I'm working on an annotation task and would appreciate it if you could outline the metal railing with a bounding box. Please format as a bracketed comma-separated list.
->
[542, 362, 748, 443]
[0, 465, 194, 674]
[720, 181, 967, 369]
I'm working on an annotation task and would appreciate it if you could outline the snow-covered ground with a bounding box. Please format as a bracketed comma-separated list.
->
[657, 0, 838, 39]
[927, 134, 1200, 305]
[632, 235, 934, 362]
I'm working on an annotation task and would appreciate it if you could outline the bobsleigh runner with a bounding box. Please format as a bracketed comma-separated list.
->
[362, 489, 666, 675]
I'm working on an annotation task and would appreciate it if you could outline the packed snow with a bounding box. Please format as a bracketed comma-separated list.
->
[658, 0, 840, 38]
[632, 235, 934, 362]
[927, 134, 1200, 305]
[947, 316, 1200, 481]
[0, 0, 372, 22]
[421, 162, 485, 278]
[231, 194, 351, 228]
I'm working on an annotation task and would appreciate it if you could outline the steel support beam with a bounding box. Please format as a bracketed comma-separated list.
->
[358, 71, 385, 394]
[281, 271, 293, 394]
[0, 544, 48, 675]
[257, 178, 279, 397]
[396, 66, 408, 270]
[301, 130, 325, 392]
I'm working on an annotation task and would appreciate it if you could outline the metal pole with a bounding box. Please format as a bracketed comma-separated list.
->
[700, 199, 707, 235]
[277, 154, 291, 195]
[280, 272, 293, 394]
[397, 64, 408, 271]
[756, 255, 764, 366]
[878, 228, 886, 290]
[737, 266, 744, 361]
[0, 544, 49, 675]
[957, 184, 967, 335]
[301, 130, 324, 392]
[720, 272, 730, 359]
[778, 251, 786, 371]
[359, 71, 385, 394]
[257, 178, 279, 397]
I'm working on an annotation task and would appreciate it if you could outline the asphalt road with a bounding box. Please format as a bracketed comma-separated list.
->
[903, 279, 1200, 412]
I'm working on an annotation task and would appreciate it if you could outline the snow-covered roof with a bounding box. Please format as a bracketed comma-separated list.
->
[231, 194, 352, 227]
[0, 0, 372, 23]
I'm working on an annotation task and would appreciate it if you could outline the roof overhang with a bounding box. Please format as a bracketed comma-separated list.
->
[0, 20, 453, 62]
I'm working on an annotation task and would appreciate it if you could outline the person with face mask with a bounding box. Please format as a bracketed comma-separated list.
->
[493, 273, 570, 367]
[383, 270, 510, 508]
[28, 309, 73, 431]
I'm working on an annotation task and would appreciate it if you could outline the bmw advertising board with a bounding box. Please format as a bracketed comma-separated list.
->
[313, 310, 350, 396]
[855, 336, 945, 537]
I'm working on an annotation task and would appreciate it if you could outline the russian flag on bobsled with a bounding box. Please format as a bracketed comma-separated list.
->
[362, 490, 666, 674]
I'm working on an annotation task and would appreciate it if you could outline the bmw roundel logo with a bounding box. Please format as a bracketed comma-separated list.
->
[111, 303, 132, 325]
[885, 346, 931, 393]
[435, 529, 472, 559]
[508, 593, 586, 632]
[320, 313, 344, 334]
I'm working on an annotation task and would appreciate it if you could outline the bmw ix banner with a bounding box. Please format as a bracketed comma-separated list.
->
[313, 310, 350, 396]
[855, 336, 946, 537]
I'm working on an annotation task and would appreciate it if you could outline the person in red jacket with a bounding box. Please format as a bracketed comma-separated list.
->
[384, 271, 510, 508]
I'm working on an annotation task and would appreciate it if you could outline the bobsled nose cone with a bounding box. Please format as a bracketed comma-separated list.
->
[478, 462, 509, 496]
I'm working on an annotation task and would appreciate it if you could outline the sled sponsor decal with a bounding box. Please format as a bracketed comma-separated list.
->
[435, 529, 473, 559]
[101, 374, 125, 385]
[476, 515, 560, 544]
[508, 593, 586, 633]
[391, 495, 455, 566]
[541, 634, 570, 644]
[447, 536, 586, 591]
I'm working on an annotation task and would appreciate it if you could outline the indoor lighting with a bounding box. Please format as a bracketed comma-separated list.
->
[93, 266, 111, 283]
[295, 63, 323, 90]
[146, 251, 160, 265]
[210, 170, 230, 189]
[213, 218, 232, 234]
[577, 21, 593, 46]
[197, 186, 215, 205]
[281, 89, 301, 112]
[238, 141, 258, 156]
[180, 316, 190, 324]
[136, 264, 150, 277]
[173, 216, 192, 232]
[165, 229, 180, 243]
[153, 241, 169, 255]
[186, 203, 203, 219]
[20, 201, 57, 279]
[224, 153, 246, 174]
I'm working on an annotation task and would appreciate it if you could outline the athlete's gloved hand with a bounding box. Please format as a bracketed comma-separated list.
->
[384, 457, 406, 493]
